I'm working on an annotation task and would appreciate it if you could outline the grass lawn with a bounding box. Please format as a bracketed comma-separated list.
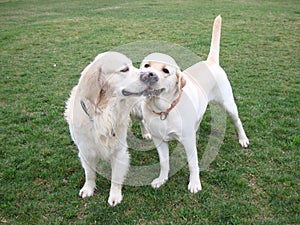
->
[1, 0, 299, 224]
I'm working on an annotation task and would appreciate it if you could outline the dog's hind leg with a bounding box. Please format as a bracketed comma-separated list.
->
[220, 97, 249, 148]
[108, 149, 130, 207]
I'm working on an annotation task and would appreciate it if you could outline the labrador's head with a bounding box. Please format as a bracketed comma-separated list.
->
[122, 53, 186, 98]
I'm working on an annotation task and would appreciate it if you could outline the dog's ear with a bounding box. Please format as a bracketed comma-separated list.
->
[78, 59, 105, 102]
[95, 86, 112, 113]
[176, 70, 186, 90]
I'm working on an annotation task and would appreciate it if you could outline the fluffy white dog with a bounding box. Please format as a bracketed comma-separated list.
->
[65, 52, 144, 206]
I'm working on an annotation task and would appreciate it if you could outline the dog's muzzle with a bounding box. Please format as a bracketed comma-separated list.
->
[140, 71, 159, 86]
[122, 71, 163, 97]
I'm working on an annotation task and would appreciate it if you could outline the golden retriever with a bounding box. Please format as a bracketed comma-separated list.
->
[64, 51, 143, 206]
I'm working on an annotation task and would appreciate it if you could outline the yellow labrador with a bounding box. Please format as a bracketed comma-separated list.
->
[122, 16, 249, 193]
[65, 52, 143, 206]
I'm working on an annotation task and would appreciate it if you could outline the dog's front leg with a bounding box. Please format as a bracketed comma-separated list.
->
[182, 137, 202, 193]
[78, 151, 97, 198]
[108, 149, 130, 207]
[141, 119, 152, 139]
[151, 139, 169, 189]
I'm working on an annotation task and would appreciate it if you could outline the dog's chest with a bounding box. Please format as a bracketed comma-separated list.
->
[144, 114, 181, 141]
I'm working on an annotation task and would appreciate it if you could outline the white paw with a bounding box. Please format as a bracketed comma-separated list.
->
[108, 191, 123, 207]
[142, 133, 152, 139]
[151, 177, 168, 189]
[188, 180, 202, 194]
[79, 184, 95, 198]
[239, 138, 250, 148]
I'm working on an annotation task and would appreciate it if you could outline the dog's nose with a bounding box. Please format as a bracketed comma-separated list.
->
[140, 71, 159, 85]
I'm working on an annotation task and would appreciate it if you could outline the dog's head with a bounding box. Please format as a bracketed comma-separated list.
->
[79, 51, 142, 102]
[122, 53, 186, 98]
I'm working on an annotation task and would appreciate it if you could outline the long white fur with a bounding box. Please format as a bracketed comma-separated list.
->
[65, 52, 140, 206]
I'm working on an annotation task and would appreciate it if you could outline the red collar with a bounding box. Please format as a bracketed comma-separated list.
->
[152, 90, 183, 120]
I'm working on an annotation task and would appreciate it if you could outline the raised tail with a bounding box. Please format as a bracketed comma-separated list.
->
[207, 15, 222, 64]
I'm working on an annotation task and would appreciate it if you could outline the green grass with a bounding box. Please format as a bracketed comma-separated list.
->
[1, 0, 299, 224]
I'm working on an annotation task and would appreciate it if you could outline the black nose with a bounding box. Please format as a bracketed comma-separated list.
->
[140, 71, 159, 85]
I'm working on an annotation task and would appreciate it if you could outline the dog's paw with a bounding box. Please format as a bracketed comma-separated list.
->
[79, 184, 95, 198]
[151, 177, 168, 189]
[142, 133, 152, 139]
[239, 138, 250, 148]
[188, 180, 202, 194]
[108, 192, 123, 207]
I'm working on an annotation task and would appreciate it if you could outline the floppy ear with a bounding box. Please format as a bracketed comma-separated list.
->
[176, 70, 186, 90]
[78, 60, 104, 102]
[81, 68, 111, 115]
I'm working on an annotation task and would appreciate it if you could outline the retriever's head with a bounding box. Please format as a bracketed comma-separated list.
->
[79, 51, 142, 103]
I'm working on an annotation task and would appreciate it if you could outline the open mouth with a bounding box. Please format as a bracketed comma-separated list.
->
[122, 89, 144, 97]
[122, 87, 165, 97]
[143, 87, 165, 97]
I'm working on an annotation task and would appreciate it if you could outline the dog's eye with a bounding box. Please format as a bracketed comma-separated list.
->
[120, 67, 129, 73]
[162, 68, 169, 74]
[144, 64, 150, 68]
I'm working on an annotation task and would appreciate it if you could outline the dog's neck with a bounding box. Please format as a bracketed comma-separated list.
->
[80, 90, 132, 143]
[96, 91, 132, 122]
[96, 97, 132, 151]
[146, 85, 181, 116]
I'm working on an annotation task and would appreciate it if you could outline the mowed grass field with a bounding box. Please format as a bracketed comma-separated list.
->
[1, 0, 299, 224]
